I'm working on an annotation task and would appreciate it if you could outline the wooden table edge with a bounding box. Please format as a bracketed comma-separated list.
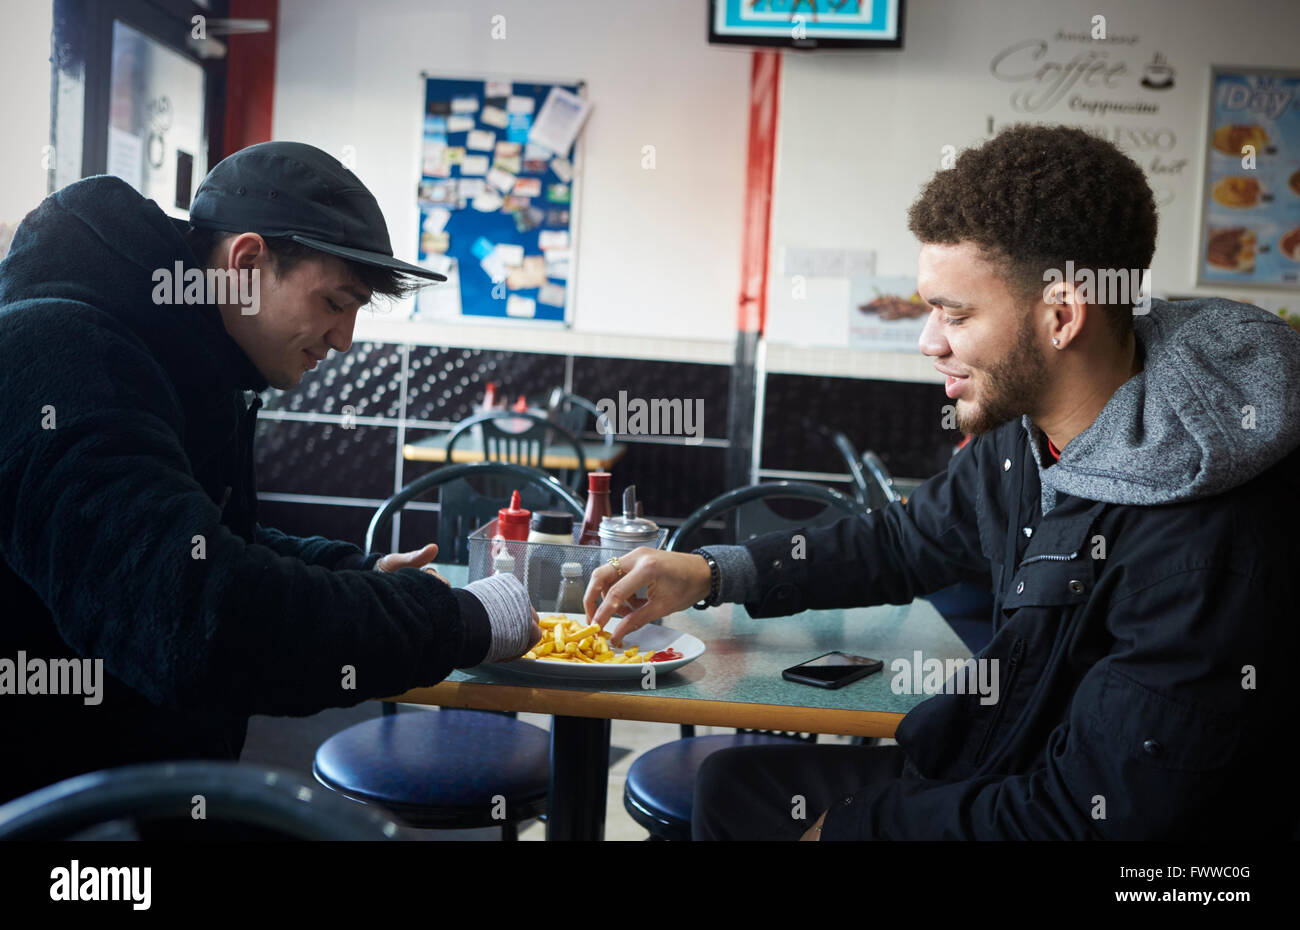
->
[384, 680, 904, 739]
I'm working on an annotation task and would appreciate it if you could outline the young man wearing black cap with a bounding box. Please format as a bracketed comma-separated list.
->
[0, 141, 539, 806]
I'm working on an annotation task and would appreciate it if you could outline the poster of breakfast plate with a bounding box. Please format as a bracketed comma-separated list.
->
[848, 275, 928, 353]
[1197, 67, 1300, 290]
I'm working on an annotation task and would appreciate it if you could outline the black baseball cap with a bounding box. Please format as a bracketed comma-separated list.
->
[189, 141, 446, 282]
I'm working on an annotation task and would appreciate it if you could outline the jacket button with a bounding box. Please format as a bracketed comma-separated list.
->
[1143, 739, 1163, 756]
[772, 559, 782, 570]
[1022, 526, 1033, 537]
[1067, 579, 1084, 594]
[1016, 581, 1024, 594]
[1003, 458, 1012, 471]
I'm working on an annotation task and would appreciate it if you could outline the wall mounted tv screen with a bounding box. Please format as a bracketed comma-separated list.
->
[709, 0, 905, 50]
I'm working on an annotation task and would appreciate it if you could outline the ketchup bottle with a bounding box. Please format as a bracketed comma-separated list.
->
[493, 490, 532, 558]
[578, 472, 612, 545]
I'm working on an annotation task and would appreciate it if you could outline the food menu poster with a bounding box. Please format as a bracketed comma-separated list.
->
[1198, 68, 1300, 290]
[848, 275, 928, 352]
[415, 76, 584, 323]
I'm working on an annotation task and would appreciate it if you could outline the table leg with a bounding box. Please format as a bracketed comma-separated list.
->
[545, 715, 610, 841]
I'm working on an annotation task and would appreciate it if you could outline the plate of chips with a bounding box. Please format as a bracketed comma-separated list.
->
[499, 614, 705, 679]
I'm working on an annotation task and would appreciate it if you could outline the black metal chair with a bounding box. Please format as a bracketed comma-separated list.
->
[445, 410, 587, 494]
[313, 463, 583, 840]
[835, 433, 995, 654]
[547, 388, 614, 450]
[667, 480, 872, 551]
[621, 482, 873, 840]
[0, 761, 414, 840]
[831, 431, 902, 512]
[366, 461, 582, 566]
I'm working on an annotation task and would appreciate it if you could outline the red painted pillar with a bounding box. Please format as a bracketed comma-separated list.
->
[221, 0, 279, 158]
[724, 50, 782, 489]
[737, 50, 781, 337]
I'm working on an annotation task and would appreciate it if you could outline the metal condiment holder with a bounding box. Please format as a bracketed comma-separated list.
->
[467, 518, 669, 612]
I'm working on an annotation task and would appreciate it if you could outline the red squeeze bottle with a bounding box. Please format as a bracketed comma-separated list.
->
[496, 490, 532, 542]
[578, 472, 612, 545]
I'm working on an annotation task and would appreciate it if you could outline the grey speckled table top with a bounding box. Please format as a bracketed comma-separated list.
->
[428, 565, 972, 724]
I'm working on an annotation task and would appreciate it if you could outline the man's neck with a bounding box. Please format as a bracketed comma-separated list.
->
[1036, 332, 1144, 452]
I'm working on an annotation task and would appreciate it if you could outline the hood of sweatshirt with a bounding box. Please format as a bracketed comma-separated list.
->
[1026, 297, 1300, 512]
[0, 175, 267, 396]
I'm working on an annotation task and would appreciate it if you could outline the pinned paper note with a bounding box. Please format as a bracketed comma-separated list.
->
[451, 96, 479, 114]
[538, 283, 567, 307]
[524, 141, 554, 161]
[466, 130, 496, 151]
[528, 87, 591, 156]
[494, 155, 521, 175]
[494, 243, 525, 267]
[487, 167, 517, 193]
[545, 249, 571, 279]
[546, 183, 570, 204]
[549, 157, 573, 183]
[506, 255, 547, 289]
[421, 140, 446, 176]
[471, 237, 496, 261]
[486, 80, 512, 97]
[506, 113, 532, 144]
[460, 154, 489, 176]
[494, 140, 522, 158]
[506, 295, 537, 318]
[513, 177, 542, 198]
[447, 115, 475, 133]
[538, 230, 569, 251]
[507, 95, 535, 115]
[420, 230, 449, 254]
[481, 251, 508, 283]
[443, 146, 466, 165]
[422, 208, 451, 233]
[480, 105, 509, 129]
[472, 188, 504, 212]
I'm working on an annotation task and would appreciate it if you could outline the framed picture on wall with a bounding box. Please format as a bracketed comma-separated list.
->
[1196, 66, 1300, 290]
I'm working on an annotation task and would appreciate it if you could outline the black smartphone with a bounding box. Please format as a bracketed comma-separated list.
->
[782, 651, 884, 689]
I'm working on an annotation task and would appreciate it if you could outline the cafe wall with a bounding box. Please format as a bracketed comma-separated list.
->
[271, 0, 752, 359]
[764, 0, 1300, 368]
[750, 0, 1300, 488]
[0, 1, 54, 255]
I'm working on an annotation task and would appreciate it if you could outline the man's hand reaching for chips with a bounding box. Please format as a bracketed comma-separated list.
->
[582, 547, 713, 646]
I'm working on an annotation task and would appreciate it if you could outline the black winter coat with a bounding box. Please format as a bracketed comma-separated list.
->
[740, 419, 1298, 839]
[0, 177, 489, 803]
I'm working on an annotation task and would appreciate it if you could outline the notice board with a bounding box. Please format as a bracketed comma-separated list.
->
[414, 74, 585, 324]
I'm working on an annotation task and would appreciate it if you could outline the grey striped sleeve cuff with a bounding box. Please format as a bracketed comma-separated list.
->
[696, 545, 760, 605]
[463, 573, 535, 662]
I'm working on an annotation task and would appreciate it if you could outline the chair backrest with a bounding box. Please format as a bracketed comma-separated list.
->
[445, 411, 587, 493]
[366, 461, 584, 565]
[547, 388, 614, 450]
[0, 761, 414, 840]
[666, 481, 872, 552]
[861, 450, 903, 508]
[831, 432, 872, 506]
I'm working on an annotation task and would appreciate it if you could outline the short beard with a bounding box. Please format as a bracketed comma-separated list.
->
[955, 310, 1050, 435]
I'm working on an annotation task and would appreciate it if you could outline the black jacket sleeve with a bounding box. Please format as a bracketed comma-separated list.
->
[254, 523, 383, 571]
[739, 436, 993, 617]
[0, 318, 489, 719]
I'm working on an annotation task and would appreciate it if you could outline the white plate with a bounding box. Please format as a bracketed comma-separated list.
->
[497, 614, 705, 680]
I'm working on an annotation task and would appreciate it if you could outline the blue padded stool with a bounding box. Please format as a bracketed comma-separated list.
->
[624, 733, 807, 841]
[313, 709, 550, 839]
